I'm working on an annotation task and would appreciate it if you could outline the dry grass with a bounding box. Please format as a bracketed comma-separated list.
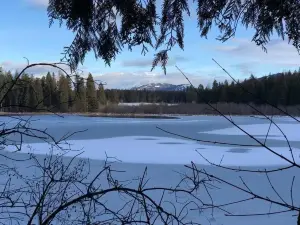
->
[98, 103, 300, 116]
[1, 103, 299, 117]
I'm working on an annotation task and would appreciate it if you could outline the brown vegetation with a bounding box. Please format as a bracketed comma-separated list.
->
[0, 111, 177, 119]
[97, 103, 300, 116]
[1, 103, 300, 117]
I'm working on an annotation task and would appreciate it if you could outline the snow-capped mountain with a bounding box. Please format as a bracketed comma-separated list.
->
[131, 83, 190, 91]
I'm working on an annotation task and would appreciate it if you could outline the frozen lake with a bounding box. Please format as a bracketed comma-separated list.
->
[1, 114, 300, 225]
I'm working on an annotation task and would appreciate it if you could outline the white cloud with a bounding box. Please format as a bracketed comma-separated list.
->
[0, 60, 80, 77]
[215, 38, 300, 67]
[93, 70, 226, 89]
[1, 60, 226, 89]
[230, 62, 255, 77]
[25, 0, 49, 7]
[212, 38, 300, 77]
[121, 56, 189, 68]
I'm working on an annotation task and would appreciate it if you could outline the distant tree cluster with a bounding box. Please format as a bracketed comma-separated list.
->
[0, 69, 106, 112]
[109, 70, 300, 106]
[195, 71, 300, 106]
[1, 68, 300, 113]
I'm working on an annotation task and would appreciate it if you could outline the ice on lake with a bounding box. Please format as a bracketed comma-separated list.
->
[4, 135, 300, 166]
[199, 123, 300, 141]
[1, 115, 300, 225]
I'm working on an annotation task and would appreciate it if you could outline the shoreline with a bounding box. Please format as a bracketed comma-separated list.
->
[1, 103, 300, 119]
[0, 112, 297, 120]
[0, 112, 179, 119]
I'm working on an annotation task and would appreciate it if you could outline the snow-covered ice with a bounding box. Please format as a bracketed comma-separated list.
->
[199, 123, 300, 141]
[1, 115, 300, 225]
[4, 136, 300, 166]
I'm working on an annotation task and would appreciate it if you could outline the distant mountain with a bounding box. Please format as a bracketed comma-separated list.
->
[132, 83, 190, 91]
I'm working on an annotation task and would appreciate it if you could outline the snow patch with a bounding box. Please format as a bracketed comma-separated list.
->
[4, 136, 300, 166]
[199, 123, 300, 141]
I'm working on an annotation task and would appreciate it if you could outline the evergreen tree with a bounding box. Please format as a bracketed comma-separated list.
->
[74, 75, 86, 112]
[139, 90, 147, 103]
[48, 0, 300, 74]
[2, 66, 300, 112]
[186, 87, 197, 103]
[219, 80, 229, 103]
[97, 83, 107, 106]
[51, 73, 59, 108]
[33, 78, 44, 110]
[67, 76, 74, 111]
[0, 71, 5, 111]
[18, 73, 31, 112]
[10, 71, 21, 112]
[58, 74, 69, 112]
[86, 73, 98, 112]
[44, 72, 53, 108]
[112, 90, 119, 104]
[2, 71, 14, 112]
[198, 84, 204, 90]
[28, 76, 39, 111]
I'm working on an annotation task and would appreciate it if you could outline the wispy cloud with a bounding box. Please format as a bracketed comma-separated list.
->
[0, 60, 86, 76]
[1, 60, 226, 89]
[25, 0, 48, 7]
[230, 62, 255, 77]
[215, 38, 300, 67]
[121, 56, 189, 68]
[213, 38, 300, 76]
[94, 70, 226, 89]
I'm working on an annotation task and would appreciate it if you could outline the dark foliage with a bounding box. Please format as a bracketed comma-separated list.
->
[1, 68, 300, 113]
[109, 69, 300, 106]
[47, 0, 300, 72]
[98, 103, 300, 116]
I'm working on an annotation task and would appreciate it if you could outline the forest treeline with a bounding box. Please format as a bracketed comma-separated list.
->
[1, 67, 300, 113]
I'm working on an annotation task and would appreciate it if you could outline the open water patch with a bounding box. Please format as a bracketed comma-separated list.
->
[135, 137, 158, 141]
[227, 148, 252, 153]
[158, 142, 185, 145]
[254, 135, 281, 138]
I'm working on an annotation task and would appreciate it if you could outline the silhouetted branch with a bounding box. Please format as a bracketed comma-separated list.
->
[154, 63, 300, 222]
[212, 58, 300, 123]
[156, 126, 259, 147]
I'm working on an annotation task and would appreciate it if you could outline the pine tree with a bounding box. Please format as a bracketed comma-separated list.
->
[18, 73, 31, 112]
[28, 76, 39, 111]
[97, 83, 107, 106]
[219, 81, 229, 103]
[57, 74, 69, 112]
[51, 73, 59, 109]
[67, 76, 74, 111]
[139, 90, 147, 103]
[48, 0, 300, 75]
[2, 71, 14, 112]
[74, 75, 86, 112]
[111, 90, 119, 104]
[9, 71, 21, 112]
[186, 87, 197, 103]
[86, 73, 98, 112]
[44, 72, 53, 108]
[0, 70, 7, 111]
[33, 78, 44, 110]
[51, 72, 61, 109]
[198, 84, 204, 90]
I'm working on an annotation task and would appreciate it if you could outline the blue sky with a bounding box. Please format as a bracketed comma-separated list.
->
[1, 0, 300, 89]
